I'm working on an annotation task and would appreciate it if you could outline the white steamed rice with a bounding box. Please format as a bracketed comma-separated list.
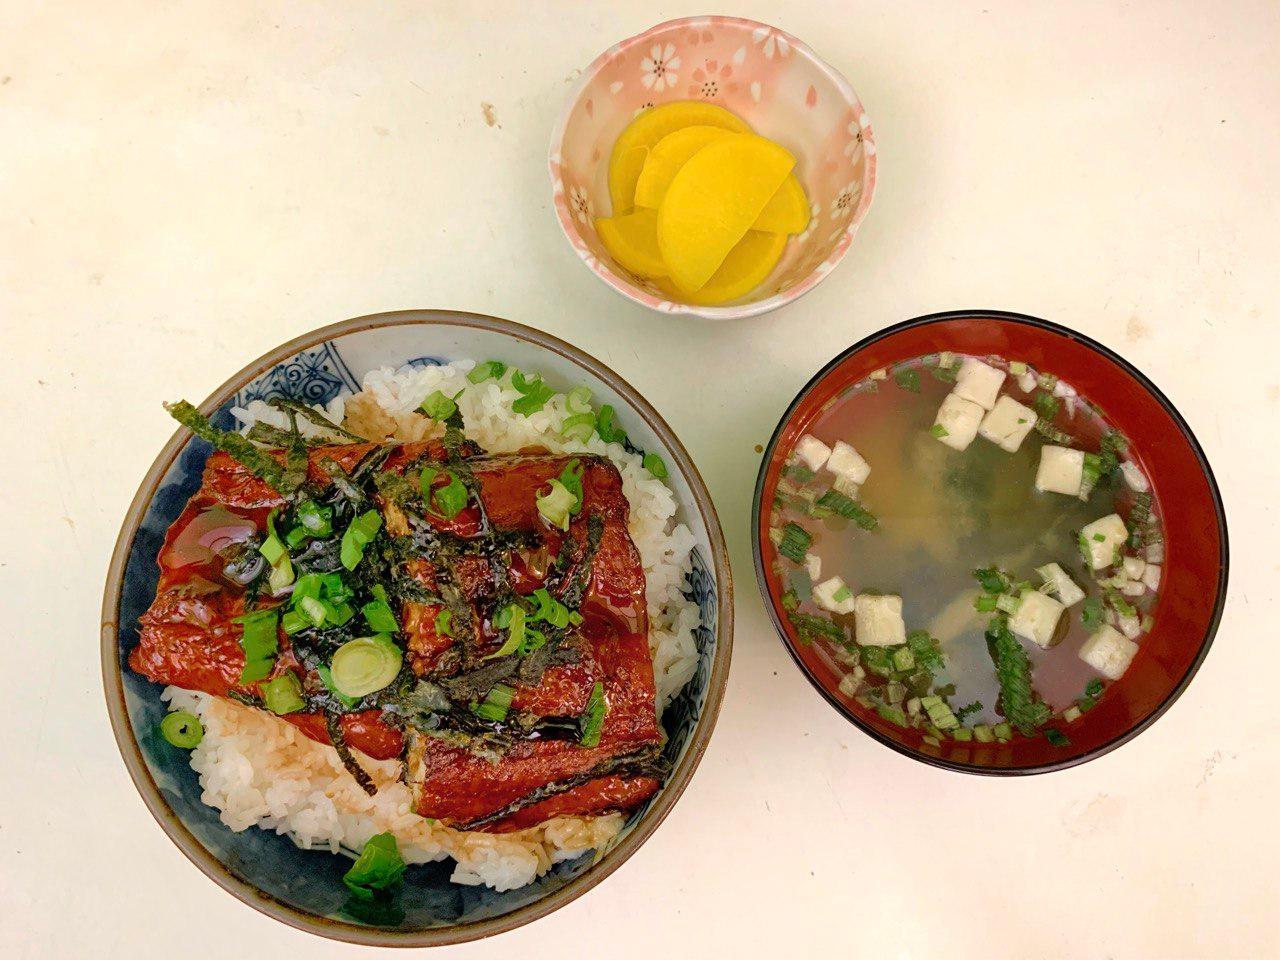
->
[163, 360, 701, 891]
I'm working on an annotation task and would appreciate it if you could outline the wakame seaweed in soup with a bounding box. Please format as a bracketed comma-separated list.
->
[768, 353, 1163, 747]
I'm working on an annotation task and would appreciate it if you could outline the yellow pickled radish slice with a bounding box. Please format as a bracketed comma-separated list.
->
[607, 145, 648, 216]
[656, 230, 787, 306]
[751, 174, 810, 234]
[633, 125, 735, 209]
[657, 133, 796, 293]
[595, 208, 667, 278]
[608, 101, 751, 212]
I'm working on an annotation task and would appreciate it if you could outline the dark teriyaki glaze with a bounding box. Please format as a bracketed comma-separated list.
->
[133, 405, 661, 830]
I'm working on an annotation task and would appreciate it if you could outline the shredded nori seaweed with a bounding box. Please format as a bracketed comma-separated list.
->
[165, 400, 286, 490]
[326, 712, 378, 796]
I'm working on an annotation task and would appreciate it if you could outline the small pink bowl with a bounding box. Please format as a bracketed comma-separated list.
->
[550, 16, 877, 320]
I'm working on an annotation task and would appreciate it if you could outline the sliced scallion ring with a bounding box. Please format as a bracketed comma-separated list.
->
[566, 386, 593, 414]
[261, 672, 305, 715]
[559, 412, 595, 442]
[536, 479, 577, 530]
[160, 710, 204, 749]
[329, 634, 402, 698]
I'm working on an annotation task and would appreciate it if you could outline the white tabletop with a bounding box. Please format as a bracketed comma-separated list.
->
[4, 2, 1277, 957]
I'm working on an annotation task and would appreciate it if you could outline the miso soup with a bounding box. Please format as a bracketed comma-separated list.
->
[768, 353, 1163, 746]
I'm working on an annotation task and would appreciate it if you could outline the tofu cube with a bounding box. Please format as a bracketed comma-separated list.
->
[794, 434, 831, 472]
[978, 395, 1038, 452]
[1035, 562, 1085, 607]
[1079, 625, 1139, 679]
[1036, 445, 1085, 496]
[832, 474, 860, 499]
[854, 594, 906, 647]
[804, 553, 822, 581]
[1120, 460, 1150, 493]
[826, 440, 871, 485]
[1080, 513, 1129, 569]
[1122, 556, 1146, 580]
[953, 358, 1006, 410]
[813, 576, 856, 615]
[933, 393, 984, 451]
[1009, 589, 1066, 648]
[1142, 563, 1161, 591]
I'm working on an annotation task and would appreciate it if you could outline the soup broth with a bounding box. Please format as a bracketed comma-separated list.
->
[768, 353, 1163, 746]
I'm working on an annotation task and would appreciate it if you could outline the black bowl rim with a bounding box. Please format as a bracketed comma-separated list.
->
[101, 309, 735, 945]
[750, 308, 1229, 776]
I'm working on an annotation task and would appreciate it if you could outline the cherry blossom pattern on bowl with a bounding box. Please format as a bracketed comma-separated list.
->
[550, 16, 877, 320]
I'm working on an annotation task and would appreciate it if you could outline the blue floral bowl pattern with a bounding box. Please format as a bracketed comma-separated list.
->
[103, 310, 732, 946]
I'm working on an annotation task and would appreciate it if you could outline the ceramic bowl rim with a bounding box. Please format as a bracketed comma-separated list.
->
[548, 14, 877, 320]
[750, 308, 1228, 776]
[101, 308, 735, 946]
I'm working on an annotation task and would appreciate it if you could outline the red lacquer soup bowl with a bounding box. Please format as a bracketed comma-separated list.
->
[752, 310, 1228, 773]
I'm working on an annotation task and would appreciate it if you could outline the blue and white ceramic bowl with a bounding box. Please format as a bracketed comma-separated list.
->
[101, 310, 733, 946]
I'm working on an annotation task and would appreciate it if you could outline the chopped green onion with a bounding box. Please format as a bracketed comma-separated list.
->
[160, 710, 204, 749]
[813, 489, 877, 530]
[595, 404, 627, 444]
[876, 704, 908, 726]
[343, 833, 406, 901]
[298, 595, 328, 628]
[788, 611, 845, 645]
[467, 360, 507, 384]
[1081, 596, 1105, 630]
[419, 389, 459, 421]
[579, 681, 607, 746]
[560, 412, 596, 442]
[972, 724, 994, 743]
[281, 609, 307, 635]
[418, 464, 439, 500]
[1009, 361, 1027, 376]
[329, 634, 402, 698]
[340, 509, 383, 570]
[1085, 678, 1104, 698]
[566, 386, 593, 414]
[296, 500, 332, 535]
[974, 594, 999, 612]
[832, 585, 853, 603]
[259, 510, 287, 565]
[973, 567, 1009, 593]
[530, 588, 572, 628]
[642, 452, 668, 478]
[485, 605, 526, 659]
[929, 364, 958, 384]
[996, 592, 1022, 615]
[930, 423, 949, 439]
[860, 645, 895, 677]
[261, 672, 305, 714]
[1032, 391, 1060, 420]
[777, 521, 812, 563]
[434, 608, 454, 637]
[510, 371, 556, 415]
[891, 646, 915, 672]
[432, 472, 468, 519]
[293, 573, 323, 602]
[234, 608, 279, 682]
[474, 683, 515, 722]
[783, 462, 816, 484]
[1106, 589, 1137, 618]
[1045, 728, 1070, 747]
[362, 597, 400, 634]
[892, 367, 921, 392]
[993, 722, 1013, 741]
[954, 701, 982, 723]
[536, 480, 577, 530]
[327, 601, 355, 626]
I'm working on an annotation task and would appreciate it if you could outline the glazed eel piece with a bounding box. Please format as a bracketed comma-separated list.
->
[130, 435, 663, 831]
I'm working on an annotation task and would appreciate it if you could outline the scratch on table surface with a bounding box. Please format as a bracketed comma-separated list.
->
[1064, 792, 1126, 837]
[1198, 749, 1237, 787]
